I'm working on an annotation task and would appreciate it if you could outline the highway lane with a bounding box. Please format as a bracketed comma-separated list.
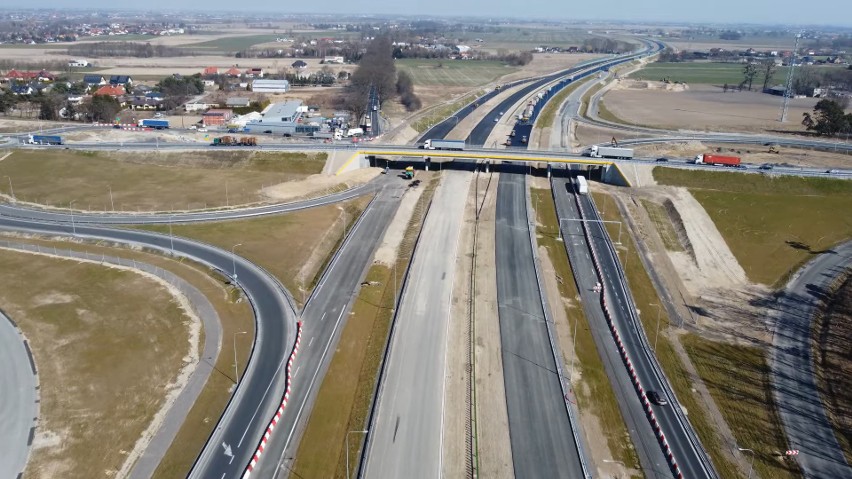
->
[0, 217, 298, 479]
[0, 180, 384, 225]
[255, 181, 407, 478]
[495, 167, 585, 478]
[550, 172, 673, 478]
[575, 190, 715, 478]
[0, 310, 37, 479]
[362, 171, 470, 479]
[770, 241, 852, 479]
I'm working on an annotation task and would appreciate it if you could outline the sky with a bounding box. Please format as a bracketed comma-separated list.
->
[27, 1, 852, 27]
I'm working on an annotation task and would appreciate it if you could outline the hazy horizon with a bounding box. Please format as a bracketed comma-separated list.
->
[13, 2, 852, 28]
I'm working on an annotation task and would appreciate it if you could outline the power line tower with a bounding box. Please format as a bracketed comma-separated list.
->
[780, 32, 802, 122]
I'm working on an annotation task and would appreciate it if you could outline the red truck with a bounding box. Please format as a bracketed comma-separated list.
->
[694, 154, 741, 167]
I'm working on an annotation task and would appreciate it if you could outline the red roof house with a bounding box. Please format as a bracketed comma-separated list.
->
[94, 85, 127, 97]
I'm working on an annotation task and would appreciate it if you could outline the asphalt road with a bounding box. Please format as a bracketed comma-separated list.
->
[0, 217, 298, 479]
[550, 171, 673, 478]
[573, 188, 715, 478]
[256, 180, 407, 478]
[770, 241, 852, 479]
[495, 167, 585, 478]
[363, 171, 470, 479]
[0, 310, 37, 479]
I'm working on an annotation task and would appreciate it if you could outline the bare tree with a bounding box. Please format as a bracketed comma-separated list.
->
[743, 61, 759, 91]
[760, 58, 778, 91]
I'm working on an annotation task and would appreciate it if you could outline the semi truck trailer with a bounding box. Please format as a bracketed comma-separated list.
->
[694, 154, 740, 166]
[138, 119, 170, 129]
[27, 135, 63, 145]
[588, 145, 634, 159]
[577, 175, 589, 195]
[422, 139, 465, 151]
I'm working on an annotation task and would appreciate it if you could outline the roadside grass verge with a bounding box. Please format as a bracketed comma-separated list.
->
[682, 335, 800, 479]
[579, 82, 604, 119]
[653, 167, 852, 286]
[412, 90, 486, 133]
[640, 199, 684, 252]
[0, 248, 192, 479]
[812, 273, 852, 466]
[137, 195, 372, 309]
[396, 59, 516, 87]
[628, 62, 791, 86]
[592, 190, 742, 479]
[597, 99, 632, 125]
[536, 76, 592, 129]
[290, 177, 439, 479]
[2, 236, 255, 478]
[0, 149, 326, 212]
[531, 188, 641, 471]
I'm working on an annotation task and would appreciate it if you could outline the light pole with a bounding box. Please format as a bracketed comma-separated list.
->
[346, 429, 369, 479]
[738, 447, 755, 479]
[69, 200, 77, 236]
[231, 243, 242, 282]
[108, 184, 114, 211]
[168, 214, 175, 253]
[4, 175, 14, 201]
[233, 331, 247, 383]
[651, 303, 662, 350]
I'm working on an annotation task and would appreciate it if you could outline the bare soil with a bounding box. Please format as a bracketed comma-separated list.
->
[262, 167, 380, 203]
[634, 141, 852, 169]
[602, 83, 818, 133]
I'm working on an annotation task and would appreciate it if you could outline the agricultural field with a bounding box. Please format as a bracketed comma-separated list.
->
[183, 34, 288, 52]
[629, 62, 791, 85]
[395, 59, 516, 87]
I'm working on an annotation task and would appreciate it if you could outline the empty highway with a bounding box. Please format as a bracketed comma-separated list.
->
[363, 171, 470, 478]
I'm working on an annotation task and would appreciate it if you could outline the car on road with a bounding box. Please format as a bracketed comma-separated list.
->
[759, 164, 774, 170]
[648, 391, 668, 406]
[655, 157, 669, 162]
[826, 169, 839, 174]
[494, 117, 499, 122]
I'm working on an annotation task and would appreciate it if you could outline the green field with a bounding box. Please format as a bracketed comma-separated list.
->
[183, 34, 285, 51]
[653, 168, 852, 286]
[470, 28, 593, 50]
[630, 62, 792, 85]
[395, 59, 515, 87]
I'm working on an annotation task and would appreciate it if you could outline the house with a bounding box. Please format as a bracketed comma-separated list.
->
[5, 70, 39, 82]
[245, 68, 264, 78]
[36, 70, 55, 82]
[203, 66, 219, 76]
[251, 79, 290, 93]
[69, 59, 89, 68]
[94, 85, 127, 97]
[130, 97, 162, 110]
[225, 97, 251, 108]
[83, 74, 107, 87]
[185, 102, 216, 112]
[109, 75, 133, 86]
[202, 108, 234, 126]
[10, 84, 33, 95]
[291, 60, 308, 70]
[225, 67, 242, 77]
[202, 79, 215, 87]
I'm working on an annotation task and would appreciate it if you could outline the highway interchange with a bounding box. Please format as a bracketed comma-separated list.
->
[1, 36, 850, 479]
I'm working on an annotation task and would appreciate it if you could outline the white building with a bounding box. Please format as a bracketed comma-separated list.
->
[323, 56, 345, 64]
[251, 79, 290, 93]
[69, 59, 89, 68]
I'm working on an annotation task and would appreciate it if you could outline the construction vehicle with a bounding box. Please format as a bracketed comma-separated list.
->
[212, 136, 236, 146]
[694, 154, 741, 167]
[239, 136, 257, 146]
[403, 166, 415, 179]
[588, 145, 634, 159]
[27, 134, 62, 145]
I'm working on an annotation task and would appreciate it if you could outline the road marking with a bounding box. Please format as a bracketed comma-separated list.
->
[320, 311, 327, 322]
[237, 351, 288, 448]
[309, 337, 315, 347]
[293, 366, 300, 379]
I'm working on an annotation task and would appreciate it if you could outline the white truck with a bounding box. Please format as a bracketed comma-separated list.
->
[588, 145, 634, 159]
[345, 128, 364, 137]
[422, 139, 465, 151]
[576, 175, 589, 195]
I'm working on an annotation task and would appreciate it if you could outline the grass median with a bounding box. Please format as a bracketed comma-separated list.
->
[0, 149, 327, 212]
[137, 195, 372, 309]
[653, 167, 852, 286]
[412, 90, 485, 133]
[536, 76, 592, 129]
[290, 177, 439, 479]
[531, 188, 640, 471]
[592, 190, 742, 478]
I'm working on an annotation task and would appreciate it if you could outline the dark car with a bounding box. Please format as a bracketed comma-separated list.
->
[648, 391, 668, 406]
[655, 157, 669, 162]
[759, 164, 774, 170]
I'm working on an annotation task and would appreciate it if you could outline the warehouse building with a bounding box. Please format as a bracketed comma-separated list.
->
[251, 79, 290, 93]
[245, 100, 317, 135]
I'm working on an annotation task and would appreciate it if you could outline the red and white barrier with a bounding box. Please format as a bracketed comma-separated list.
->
[242, 321, 303, 479]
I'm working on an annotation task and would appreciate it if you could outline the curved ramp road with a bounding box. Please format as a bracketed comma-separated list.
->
[362, 171, 471, 479]
[495, 168, 586, 478]
[0, 311, 37, 479]
[771, 241, 852, 479]
[0, 217, 298, 479]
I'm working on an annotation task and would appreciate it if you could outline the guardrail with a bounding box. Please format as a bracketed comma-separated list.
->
[523, 174, 592, 478]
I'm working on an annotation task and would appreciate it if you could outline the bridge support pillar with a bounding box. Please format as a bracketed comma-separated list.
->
[485, 161, 490, 173]
[547, 163, 552, 178]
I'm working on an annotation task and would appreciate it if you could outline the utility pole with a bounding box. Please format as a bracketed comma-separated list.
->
[780, 32, 802, 123]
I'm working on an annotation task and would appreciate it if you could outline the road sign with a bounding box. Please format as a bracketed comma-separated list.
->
[785, 450, 799, 456]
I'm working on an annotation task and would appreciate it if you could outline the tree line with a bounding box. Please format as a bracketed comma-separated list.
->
[66, 41, 192, 58]
[802, 99, 852, 137]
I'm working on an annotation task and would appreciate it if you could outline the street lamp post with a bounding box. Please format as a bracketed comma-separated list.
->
[346, 430, 369, 479]
[4, 175, 14, 201]
[233, 331, 247, 383]
[69, 200, 77, 236]
[231, 243, 242, 282]
[168, 215, 175, 253]
[108, 184, 114, 211]
[738, 447, 755, 479]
